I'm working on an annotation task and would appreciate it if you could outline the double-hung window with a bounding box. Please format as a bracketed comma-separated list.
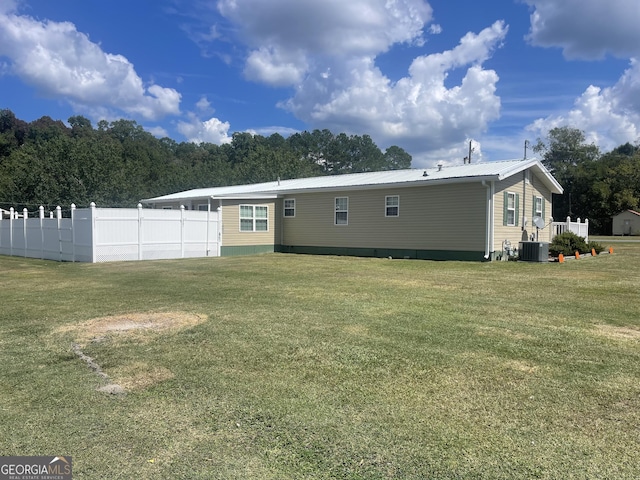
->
[385, 195, 399, 217]
[284, 199, 295, 217]
[534, 196, 543, 218]
[240, 205, 268, 232]
[335, 197, 348, 225]
[504, 192, 519, 226]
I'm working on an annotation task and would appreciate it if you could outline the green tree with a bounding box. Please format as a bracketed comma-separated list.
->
[533, 127, 600, 219]
[383, 145, 412, 170]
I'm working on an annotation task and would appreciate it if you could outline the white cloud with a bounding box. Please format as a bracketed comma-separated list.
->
[244, 46, 308, 86]
[0, 7, 181, 120]
[217, 0, 432, 86]
[524, 1, 640, 151]
[196, 96, 212, 112]
[146, 125, 170, 138]
[212, 0, 507, 166]
[527, 69, 640, 151]
[177, 114, 232, 144]
[524, 0, 640, 59]
[283, 21, 507, 160]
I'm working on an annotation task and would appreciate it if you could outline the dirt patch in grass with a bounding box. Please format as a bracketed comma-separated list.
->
[55, 311, 208, 346]
[594, 324, 640, 341]
[58, 311, 207, 394]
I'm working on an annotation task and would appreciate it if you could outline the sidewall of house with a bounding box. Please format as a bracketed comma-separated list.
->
[280, 183, 487, 258]
[220, 199, 277, 255]
[494, 169, 553, 254]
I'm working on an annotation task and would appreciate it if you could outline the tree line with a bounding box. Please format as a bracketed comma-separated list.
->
[534, 126, 640, 234]
[0, 109, 411, 213]
[2, 109, 639, 234]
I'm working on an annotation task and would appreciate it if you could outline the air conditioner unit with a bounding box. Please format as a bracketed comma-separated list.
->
[519, 241, 549, 262]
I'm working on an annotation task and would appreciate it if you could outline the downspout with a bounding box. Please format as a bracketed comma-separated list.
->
[482, 181, 494, 260]
[522, 171, 527, 234]
[217, 198, 223, 256]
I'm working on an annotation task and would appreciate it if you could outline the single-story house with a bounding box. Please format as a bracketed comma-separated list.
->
[612, 209, 640, 236]
[142, 158, 563, 261]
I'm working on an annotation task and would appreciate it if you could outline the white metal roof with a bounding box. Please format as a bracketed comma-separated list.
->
[142, 158, 563, 203]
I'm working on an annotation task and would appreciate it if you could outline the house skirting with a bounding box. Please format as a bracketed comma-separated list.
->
[277, 245, 489, 261]
[221, 245, 275, 256]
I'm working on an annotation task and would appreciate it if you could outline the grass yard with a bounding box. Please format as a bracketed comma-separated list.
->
[1, 242, 639, 479]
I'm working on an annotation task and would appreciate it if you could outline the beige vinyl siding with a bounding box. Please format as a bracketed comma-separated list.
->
[221, 199, 277, 247]
[494, 168, 553, 251]
[282, 183, 487, 252]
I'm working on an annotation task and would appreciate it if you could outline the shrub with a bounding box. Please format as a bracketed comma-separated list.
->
[588, 241, 604, 255]
[549, 231, 589, 257]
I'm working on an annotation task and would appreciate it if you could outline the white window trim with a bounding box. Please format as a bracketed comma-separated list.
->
[385, 195, 399, 217]
[335, 197, 348, 226]
[506, 192, 516, 226]
[239, 204, 269, 232]
[283, 198, 296, 218]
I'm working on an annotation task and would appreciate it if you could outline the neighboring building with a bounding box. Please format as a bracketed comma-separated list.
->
[612, 209, 640, 236]
[142, 158, 563, 261]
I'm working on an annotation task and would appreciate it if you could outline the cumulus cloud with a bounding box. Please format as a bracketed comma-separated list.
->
[283, 21, 507, 157]
[210, 0, 507, 165]
[177, 114, 232, 144]
[0, 6, 181, 120]
[217, 0, 432, 86]
[525, 1, 640, 150]
[524, 0, 640, 59]
[527, 61, 640, 150]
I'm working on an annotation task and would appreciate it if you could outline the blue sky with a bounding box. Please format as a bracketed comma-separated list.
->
[1, 0, 639, 168]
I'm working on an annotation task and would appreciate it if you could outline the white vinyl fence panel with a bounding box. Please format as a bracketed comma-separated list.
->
[551, 216, 589, 242]
[0, 203, 220, 263]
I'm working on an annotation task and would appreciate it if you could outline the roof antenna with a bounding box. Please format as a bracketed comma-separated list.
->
[524, 140, 529, 160]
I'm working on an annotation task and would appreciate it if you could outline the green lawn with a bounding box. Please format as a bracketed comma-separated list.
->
[1, 243, 639, 479]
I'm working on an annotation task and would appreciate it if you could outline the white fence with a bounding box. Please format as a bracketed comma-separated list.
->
[0, 203, 220, 263]
[552, 216, 589, 242]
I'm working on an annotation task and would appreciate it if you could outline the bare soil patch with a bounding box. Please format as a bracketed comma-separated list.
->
[56, 311, 207, 346]
[59, 311, 207, 394]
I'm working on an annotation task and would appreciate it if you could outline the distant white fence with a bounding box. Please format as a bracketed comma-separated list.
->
[552, 216, 589, 242]
[0, 203, 220, 263]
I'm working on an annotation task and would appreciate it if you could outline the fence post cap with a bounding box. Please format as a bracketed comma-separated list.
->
[137, 203, 143, 209]
[90, 202, 96, 208]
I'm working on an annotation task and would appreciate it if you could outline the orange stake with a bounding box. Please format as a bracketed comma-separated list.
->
[575, 251, 580, 259]
[609, 247, 614, 254]
[559, 253, 564, 263]
[591, 248, 596, 256]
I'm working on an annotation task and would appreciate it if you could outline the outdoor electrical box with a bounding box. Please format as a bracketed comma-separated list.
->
[519, 241, 549, 262]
